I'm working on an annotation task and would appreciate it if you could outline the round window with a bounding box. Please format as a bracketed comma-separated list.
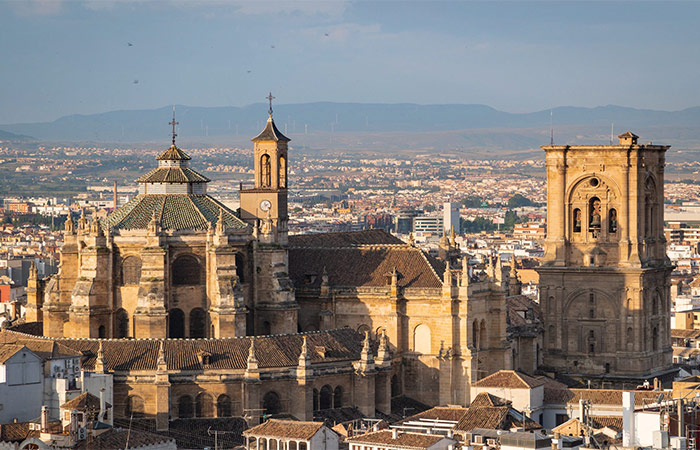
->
[590, 178, 599, 187]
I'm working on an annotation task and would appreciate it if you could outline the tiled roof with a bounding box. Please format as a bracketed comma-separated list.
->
[473, 370, 545, 389]
[674, 347, 700, 357]
[0, 344, 25, 363]
[544, 388, 663, 407]
[672, 329, 700, 340]
[347, 430, 447, 448]
[61, 392, 110, 411]
[1, 328, 364, 372]
[244, 419, 324, 439]
[289, 245, 444, 289]
[104, 194, 247, 231]
[136, 167, 210, 183]
[314, 406, 366, 424]
[113, 417, 247, 449]
[79, 429, 175, 450]
[0, 423, 37, 442]
[506, 295, 541, 327]
[470, 392, 511, 407]
[289, 230, 404, 247]
[252, 117, 290, 142]
[156, 145, 191, 161]
[402, 406, 469, 423]
[454, 406, 509, 432]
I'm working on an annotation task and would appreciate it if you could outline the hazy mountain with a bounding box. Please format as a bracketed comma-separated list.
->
[2, 103, 700, 150]
[0, 128, 34, 143]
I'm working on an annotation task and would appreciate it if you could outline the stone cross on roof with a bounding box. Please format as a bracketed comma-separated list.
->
[266, 92, 275, 117]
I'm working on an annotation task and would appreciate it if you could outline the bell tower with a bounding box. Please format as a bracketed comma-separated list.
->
[240, 93, 290, 245]
[537, 132, 673, 383]
[240, 94, 298, 335]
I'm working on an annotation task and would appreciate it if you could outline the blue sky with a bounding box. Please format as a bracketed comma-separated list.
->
[1, 1, 699, 123]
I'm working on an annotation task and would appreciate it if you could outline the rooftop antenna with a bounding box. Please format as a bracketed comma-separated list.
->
[550, 109, 554, 146]
[169, 106, 179, 146]
[266, 92, 275, 117]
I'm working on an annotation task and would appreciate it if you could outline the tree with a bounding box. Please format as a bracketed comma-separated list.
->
[507, 194, 533, 208]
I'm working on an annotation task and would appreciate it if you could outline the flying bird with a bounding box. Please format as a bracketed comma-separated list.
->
[247, 70, 252, 73]
[127, 42, 133, 46]
[270, 45, 275, 48]
[133, 79, 139, 84]
[324, 33, 329, 36]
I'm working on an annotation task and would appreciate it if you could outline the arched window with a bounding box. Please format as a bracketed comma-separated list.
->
[548, 325, 555, 346]
[653, 327, 659, 350]
[178, 395, 194, 418]
[589, 293, 595, 319]
[573, 208, 582, 233]
[627, 327, 634, 351]
[125, 395, 144, 418]
[279, 155, 287, 188]
[216, 395, 232, 417]
[172, 255, 201, 285]
[262, 321, 271, 336]
[190, 308, 206, 338]
[261, 154, 271, 187]
[319, 385, 333, 410]
[357, 324, 370, 336]
[313, 389, 319, 412]
[413, 324, 431, 354]
[589, 197, 601, 231]
[195, 393, 214, 418]
[235, 253, 245, 283]
[472, 320, 479, 349]
[120, 256, 141, 286]
[391, 375, 401, 398]
[115, 309, 129, 338]
[609, 208, 618, 233]
[333, 386, 343, 408]
[169, 308, 185, 338]
[588, 330, 596, 354]
[98, 325, 106, 338]
[479, 319, 487, 350]
[262, 391, 281, 416]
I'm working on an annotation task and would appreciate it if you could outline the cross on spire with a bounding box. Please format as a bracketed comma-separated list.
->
[169, 106, 179, 146]
[266, 92, 275, 117]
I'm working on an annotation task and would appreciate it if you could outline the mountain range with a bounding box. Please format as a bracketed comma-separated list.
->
[1, 103, 699, 155]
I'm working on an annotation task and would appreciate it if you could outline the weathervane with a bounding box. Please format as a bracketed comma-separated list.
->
[266, 92, 275, 117]
[169, 106, 179, 146]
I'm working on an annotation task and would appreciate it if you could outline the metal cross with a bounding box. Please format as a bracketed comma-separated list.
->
[169, 106, 179, 145]
[266, 92, 275, 116]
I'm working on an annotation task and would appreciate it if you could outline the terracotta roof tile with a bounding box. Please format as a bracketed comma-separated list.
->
[454, 407, 509, 432]
[473, 370, 545, 389]
[347, 430, 448, 448]
[105, 194, 247, 232]
[136, 167, 210, 183]
[156, 145, 191, 161]
[402, 406, 469, 423]
[0, 344, 25, 363]
[470, 393, 511, 407]
[672, 329, 700, 340]
[289, 230, 404, 247]
[61, 392, 109, 411]
[80, 429, 175, 450]
[244, 419, 324, 440]
[252, 117, 290, 142]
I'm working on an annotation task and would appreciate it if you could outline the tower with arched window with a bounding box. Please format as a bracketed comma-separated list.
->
[537, 131, 673, 382]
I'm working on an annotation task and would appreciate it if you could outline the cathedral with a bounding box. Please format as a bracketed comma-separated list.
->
[22, 106, 513, 422]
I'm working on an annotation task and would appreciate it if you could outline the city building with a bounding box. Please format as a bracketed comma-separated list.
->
[537, 132, 674, 384]
[443, 201, 460, 234]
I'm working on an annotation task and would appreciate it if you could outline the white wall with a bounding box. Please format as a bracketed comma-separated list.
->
[635, 411, 662, 447]
[0, 350, 44, 423]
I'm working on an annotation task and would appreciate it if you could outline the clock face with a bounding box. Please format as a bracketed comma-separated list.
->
[260, 200, 272, 212]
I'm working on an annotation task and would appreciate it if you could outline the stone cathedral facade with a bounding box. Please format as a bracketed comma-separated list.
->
[537, 132, 674, 382]
[23, 109, 513, 421]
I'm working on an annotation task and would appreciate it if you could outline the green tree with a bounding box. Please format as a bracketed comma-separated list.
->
[507, 194, 533, 208]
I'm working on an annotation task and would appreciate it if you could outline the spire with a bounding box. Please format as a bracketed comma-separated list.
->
[296, 336, 313, 380]
[246, 339, 260, 380]
[449, 226, 456, 247]
[376, 330, 391, 367]
[65, 217, 74, 234]
[357, 331, 375, 373]
[266, 92, 275, 118]
[157, 341, 167, 369]
[95, 341, 106, 374]
[510, 256, 518, 278]
[216, 207, 225, 235]
[28, 261, 37, 280]
[170, 106, 179, 146]
[408, 232, 415, 247]
[461, 256, 470, 287]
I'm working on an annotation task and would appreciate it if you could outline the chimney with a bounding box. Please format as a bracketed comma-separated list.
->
[392, 428, 399, 439]
[99, 388, 106, 423]
[41, 405, 49, 433]
[622, 391, 635, 447]
[11, 301, 19, 320]
[579, 398, 586, 423]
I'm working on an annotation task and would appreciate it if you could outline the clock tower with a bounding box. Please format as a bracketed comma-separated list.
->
[240, 95, 298, 335]
[240, 93, 289, 245]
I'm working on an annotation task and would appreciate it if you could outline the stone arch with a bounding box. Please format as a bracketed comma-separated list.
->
[216, 394, 232, 417]
[168, 308, 185, 338]
[178, 395, 194, 418]
[261, 321, 271, 336]
[279, 154, 287, 188]
[195, 393, 214, 418]
[190, 307, 207, 338]
[320, 385, 333, 410]
[262, 391, 281, 416]
[172, 255, 201, 286]
[98, 325, 106, 338]
[125, 395, 144, 418]
[120, 255, 141, 286]
[334, 386, 343, 408]
[566, 174, 621, 205]
[564, 288, 617, 313]
[413, 324, 431, 354]
[115, 309, 129, 339]
[261, 154, 271, 187]
[357, 324, 371, 335]
[235, 253, 246, 283]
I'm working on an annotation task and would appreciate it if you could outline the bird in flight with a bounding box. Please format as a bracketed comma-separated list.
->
[127, 42, 133, 46]
[133, 79, 139, 84]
